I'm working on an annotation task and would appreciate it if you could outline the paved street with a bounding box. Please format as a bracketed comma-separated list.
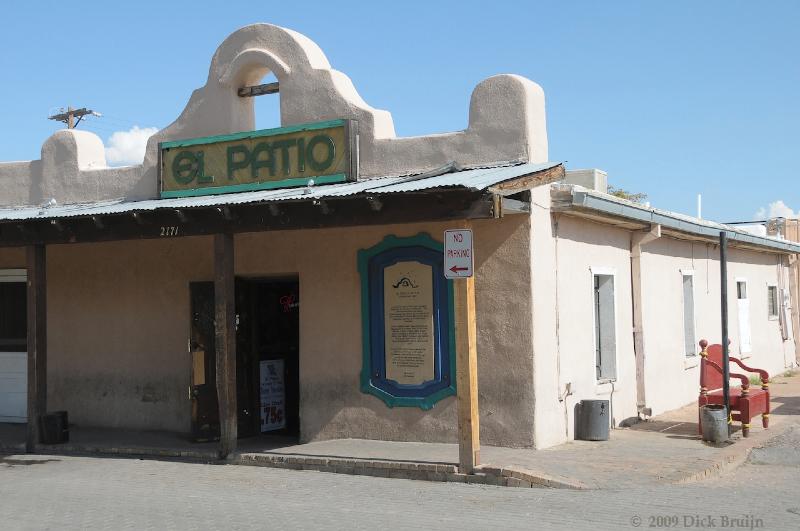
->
[2, 428, 800, 531]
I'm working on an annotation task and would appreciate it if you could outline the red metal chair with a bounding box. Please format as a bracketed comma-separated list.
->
[698, 339, 770, 437]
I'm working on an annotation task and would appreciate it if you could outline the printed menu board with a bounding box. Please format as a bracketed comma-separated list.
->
[260, 359, 286, 432]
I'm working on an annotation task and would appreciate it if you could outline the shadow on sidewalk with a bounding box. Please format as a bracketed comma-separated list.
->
[770, 395, 800, 416]
[0, 456, 60, 467]
[628, 420, 698, 436]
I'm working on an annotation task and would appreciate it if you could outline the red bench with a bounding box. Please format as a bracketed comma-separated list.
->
[698, 339, 770, 437]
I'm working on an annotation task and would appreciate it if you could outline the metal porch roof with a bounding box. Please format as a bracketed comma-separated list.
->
[0, 161, 561, 221]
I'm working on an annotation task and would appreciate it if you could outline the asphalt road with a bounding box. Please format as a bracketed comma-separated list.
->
[2, 430, 799, 531]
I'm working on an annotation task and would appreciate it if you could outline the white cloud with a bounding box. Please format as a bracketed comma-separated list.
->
[105, 126, 158, 166]
[754, 200, 798, 220]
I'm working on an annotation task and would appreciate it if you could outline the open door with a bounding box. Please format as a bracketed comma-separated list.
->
[189, 278, 300, 441]
[251, 279, 300, 437]
[190, 282, 219, 441]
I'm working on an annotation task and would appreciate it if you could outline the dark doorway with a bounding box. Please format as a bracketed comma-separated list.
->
[189, 278, 300, 442]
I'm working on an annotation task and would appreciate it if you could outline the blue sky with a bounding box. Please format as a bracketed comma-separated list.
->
[0, 1, 797, 222]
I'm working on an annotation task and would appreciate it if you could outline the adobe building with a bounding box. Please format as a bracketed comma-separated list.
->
[0, 24, 797, 455]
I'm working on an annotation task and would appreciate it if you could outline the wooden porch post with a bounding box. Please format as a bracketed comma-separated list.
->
[214, 232, 237, 458]
[26, 244, 46, 452]
[454, 224, 480, 474]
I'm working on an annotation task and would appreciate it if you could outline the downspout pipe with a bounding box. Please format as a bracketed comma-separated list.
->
[631, 223, 661, 416]
[788, 253, 800, 365]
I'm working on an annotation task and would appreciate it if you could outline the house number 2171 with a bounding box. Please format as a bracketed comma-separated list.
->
[160, 226, 179, 237]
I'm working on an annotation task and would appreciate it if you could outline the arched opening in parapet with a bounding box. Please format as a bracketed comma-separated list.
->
[253, 72, 280, 131]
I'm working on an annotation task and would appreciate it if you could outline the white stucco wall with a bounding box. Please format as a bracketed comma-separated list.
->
[641, 238, 796, 416]
[532, 201, 639, 449]
[553, 216, 638, 441]
[532, 206, 797, 449]
[530, 185, 562, 448]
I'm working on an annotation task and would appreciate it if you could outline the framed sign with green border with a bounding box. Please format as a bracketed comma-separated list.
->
[159, 119, 358, 198]
[358, 233, 456, 410]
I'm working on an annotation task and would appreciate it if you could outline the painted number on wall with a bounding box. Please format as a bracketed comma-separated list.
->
[160, 226, 179, 237]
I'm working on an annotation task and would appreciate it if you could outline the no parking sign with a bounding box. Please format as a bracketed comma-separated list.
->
[444, 229, 473, 279]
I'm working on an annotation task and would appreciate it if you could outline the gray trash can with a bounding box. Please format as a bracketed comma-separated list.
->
[700, 405, 728, 444]
[576, 399, 610, 441]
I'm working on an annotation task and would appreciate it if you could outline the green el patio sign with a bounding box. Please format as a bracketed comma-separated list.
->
[159, 119, 358, 198]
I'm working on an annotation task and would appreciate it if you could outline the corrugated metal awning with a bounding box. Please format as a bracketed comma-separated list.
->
[0, 161, 561, 221]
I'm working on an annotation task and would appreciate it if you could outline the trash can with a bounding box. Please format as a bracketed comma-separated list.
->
[39, 411, 69, 444]
[700, 405, 728, 444]
[576, 399, 610, 441]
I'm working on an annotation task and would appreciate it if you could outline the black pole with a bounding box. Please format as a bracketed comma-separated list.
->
[719, 231, 731, 436]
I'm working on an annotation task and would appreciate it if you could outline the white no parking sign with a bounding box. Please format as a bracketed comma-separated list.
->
[444, 229, 474, 279]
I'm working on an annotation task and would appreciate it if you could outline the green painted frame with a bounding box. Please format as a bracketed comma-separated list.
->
[160, 119, 346, 149]
[158, 119, 356, 198]
[358, 233, 457, 410]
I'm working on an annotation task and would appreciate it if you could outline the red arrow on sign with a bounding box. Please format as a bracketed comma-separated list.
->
[449, 265, 469, 273]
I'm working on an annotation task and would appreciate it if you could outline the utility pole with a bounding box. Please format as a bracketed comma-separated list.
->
[48, 107, 99, 129]
[720, 231, 731, 436]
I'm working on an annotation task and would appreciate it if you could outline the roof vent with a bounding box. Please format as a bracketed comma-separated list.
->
[564, 169, 608, 194]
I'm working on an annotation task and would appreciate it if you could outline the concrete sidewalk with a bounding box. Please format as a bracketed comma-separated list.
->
[236, 372, 800, 489]
[3, 372, 799, 489]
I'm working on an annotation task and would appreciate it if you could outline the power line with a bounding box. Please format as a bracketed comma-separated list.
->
[100, 114, 153, 126]
[79, 118, 117, 132]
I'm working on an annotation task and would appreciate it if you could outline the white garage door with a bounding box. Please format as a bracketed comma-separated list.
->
[0, 352, 26, 422]
[0, 270, 27, 423]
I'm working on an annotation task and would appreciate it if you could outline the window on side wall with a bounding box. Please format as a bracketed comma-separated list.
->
[592, 270, 617, 381]
[737, 281, 747, 300]
[682, 271, 697, 357]
[767, 285, 779, 320]
[736, 278, 753, 354]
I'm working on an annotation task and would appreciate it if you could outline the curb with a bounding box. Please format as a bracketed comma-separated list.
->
[673, 422, 794, 485]
[674, 446, 753, 484]
[31, 443, 218, 461]
[476, 464, 587, 490]
[4, 441, 575, 488]
[7, 425, 787, 490]
[232, 452, 570, 488]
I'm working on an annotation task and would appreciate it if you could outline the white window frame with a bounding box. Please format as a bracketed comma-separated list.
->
[0, 269, 27, 353]
[680, 269, 697, 357]
[766, 282, 779, 321]
[735, 277, 752, 356]
[590, 266, 618, 383]
[0, 269, 27, 423]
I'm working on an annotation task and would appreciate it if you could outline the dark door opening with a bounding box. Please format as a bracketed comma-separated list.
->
[189, 278, 300, 442]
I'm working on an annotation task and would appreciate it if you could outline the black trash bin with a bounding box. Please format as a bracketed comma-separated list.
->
[576, 399, 610, 441]
[39, 411, 69, 444]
